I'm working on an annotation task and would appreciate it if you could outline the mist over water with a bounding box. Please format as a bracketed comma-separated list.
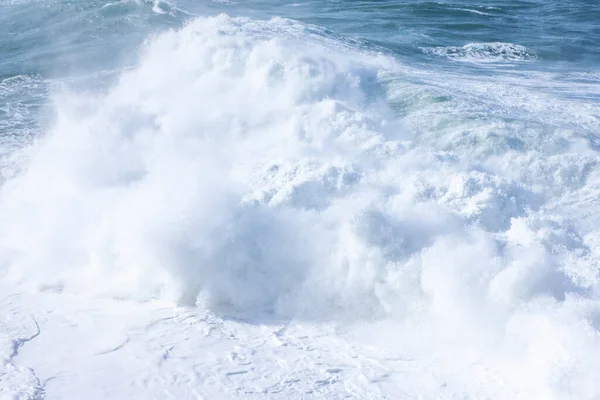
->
[1, 0, 600, 397]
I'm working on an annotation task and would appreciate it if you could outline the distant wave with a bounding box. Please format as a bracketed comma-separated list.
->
[450, 7, 493, 16]
[422, 42, 538, 62]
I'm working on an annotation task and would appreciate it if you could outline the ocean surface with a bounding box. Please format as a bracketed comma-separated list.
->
[1, 0, 600, 397]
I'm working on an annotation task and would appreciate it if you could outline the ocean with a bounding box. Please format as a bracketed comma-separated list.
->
[1, 0, 599, 398]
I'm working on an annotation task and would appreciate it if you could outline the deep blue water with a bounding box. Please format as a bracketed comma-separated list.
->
[2, 0, 599, 78]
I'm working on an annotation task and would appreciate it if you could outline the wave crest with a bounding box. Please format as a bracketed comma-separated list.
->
[0, 15, 397, 315]
[422, 42, 538, 62]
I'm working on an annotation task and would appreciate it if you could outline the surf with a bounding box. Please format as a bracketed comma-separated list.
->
[1, 13, 599, 397]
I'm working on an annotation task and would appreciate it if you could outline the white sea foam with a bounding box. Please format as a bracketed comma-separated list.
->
[0, 15, 599, 397]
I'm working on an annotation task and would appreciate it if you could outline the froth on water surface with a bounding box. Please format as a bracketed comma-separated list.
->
[0, 2, 600, 398]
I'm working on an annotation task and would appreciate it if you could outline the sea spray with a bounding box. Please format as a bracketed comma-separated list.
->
[0, 14, 599, 397]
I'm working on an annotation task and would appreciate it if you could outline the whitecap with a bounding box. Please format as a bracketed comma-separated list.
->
[422, 42, 538, 63]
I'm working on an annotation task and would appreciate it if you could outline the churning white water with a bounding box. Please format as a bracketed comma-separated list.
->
[1, 13, 600, 398]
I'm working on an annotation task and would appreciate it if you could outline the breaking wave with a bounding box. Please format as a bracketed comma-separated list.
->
[0, 15, 599, 396]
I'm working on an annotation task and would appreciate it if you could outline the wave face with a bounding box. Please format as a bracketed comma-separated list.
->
[1, 13, 600, 397]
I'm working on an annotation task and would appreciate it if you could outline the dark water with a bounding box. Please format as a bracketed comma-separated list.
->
[2, 0, 599, 77]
